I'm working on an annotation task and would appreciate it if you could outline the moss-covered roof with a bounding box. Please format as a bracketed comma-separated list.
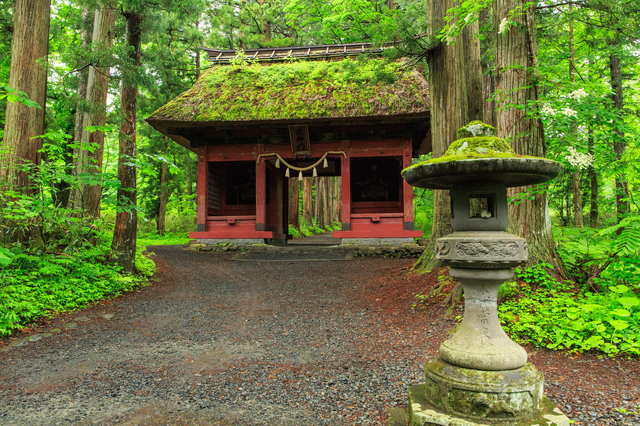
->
[146, 58, 429, 124]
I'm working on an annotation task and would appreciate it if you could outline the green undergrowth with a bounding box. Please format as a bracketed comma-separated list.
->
[137, 232, 191, 248]
[499, 274, 640, 356]
[497, 222, 640, 357]
[0, 246, 155, 338]
[289, 220, 341, 238]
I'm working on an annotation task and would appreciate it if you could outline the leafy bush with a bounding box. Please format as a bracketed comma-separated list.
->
[499, 261, 640, 356]
[300, 219, 326, 236]
[553, 219, 640, 290]
[0, 247, 153, 337]
[499, 283, 640, 356]
[288, 225, 302, 238]
[0, 139, 158, 337]
[413, 187, 433, 235]
[289, 221, 339, 238]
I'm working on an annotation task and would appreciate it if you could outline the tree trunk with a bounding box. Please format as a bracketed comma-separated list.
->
[72, 7, 91, 152]
[323, 177, 331, 230]
[609, 42, 629, 224]
[569, 10, 583, 228]
[185, 151, 194, 196]
[1, 0, 50, 193]
[493, 0, 566, 276]
[333, 176, 341, 224]
[263, 21, 272, 43]
[480, 9, 497, 128]
[157, 137, 169, 236]
[111, 11, 142, 274]
[315, 177, 325, 229]
[288, 178, 299, 229]
[573, 170, 583, 227]
[195, 21, 201, 81]
[414, 0, 483, 272]
[302, 177, 312, 226]
[67, 7, 90, 211]
[68, 5, 116, 217]
[588, 128, 598, 227]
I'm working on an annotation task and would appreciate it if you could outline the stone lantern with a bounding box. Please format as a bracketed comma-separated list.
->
[398, 121, 569, 425]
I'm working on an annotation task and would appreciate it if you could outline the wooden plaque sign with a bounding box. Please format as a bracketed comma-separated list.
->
[288, 124, 311, 158]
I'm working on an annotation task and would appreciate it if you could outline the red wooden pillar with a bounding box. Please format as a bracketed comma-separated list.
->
[268, 163, 277, 232]
[403, 139, 414, 230]
[255, 144, 267, 232]
[196, 146, 208, 232]
[281, 173, 289, 237]
[340, 140, 351, 231]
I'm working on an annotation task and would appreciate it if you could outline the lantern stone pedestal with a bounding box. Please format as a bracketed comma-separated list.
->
[391, 122, 570, 426]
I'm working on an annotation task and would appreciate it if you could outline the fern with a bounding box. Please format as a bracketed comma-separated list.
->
[600, 216, 640, 256]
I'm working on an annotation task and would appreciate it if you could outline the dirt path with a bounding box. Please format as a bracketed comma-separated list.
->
[0, 246, 638, 425]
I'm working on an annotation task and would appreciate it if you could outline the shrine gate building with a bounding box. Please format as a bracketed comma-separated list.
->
[146, 43, 432, 245]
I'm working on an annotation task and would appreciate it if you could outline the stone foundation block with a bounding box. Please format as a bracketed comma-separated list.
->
[423, 357, 544, 421]
[196, 238, 264, 246]
[341, 237, 415, 246]
[403, 385, 570, 426]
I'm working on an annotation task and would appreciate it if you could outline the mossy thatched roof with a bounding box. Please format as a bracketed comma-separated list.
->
[146, 58, 429, 125]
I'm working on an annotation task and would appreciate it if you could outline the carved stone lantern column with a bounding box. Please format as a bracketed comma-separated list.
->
[397, 121, 570, 425]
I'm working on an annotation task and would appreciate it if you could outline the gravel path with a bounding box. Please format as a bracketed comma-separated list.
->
[0, 245, 638, 425]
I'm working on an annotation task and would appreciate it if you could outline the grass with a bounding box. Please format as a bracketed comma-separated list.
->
[137, 232, 191, 248]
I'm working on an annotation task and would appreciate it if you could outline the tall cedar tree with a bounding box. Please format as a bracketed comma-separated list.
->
[609, 36, 629, 225]
[68, 4, 117, 217]
[72, 8, 92, 159]
[1, 0, 50, 193]
[493, 0, 566, 275]
[413, 0, 483, 272]
[157, 137, 169, 235]
[568, 7, 583, 228]
[111, 11, 142, 274]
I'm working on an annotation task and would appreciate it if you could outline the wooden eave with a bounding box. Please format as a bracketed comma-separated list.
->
[201, 42, 394, 63]
[146, 111, 431, 157]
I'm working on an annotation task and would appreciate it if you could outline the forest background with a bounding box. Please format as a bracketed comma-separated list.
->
[0, 0, 639, 360]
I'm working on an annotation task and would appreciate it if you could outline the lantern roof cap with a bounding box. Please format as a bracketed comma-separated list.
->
[402, 121, 562, 189]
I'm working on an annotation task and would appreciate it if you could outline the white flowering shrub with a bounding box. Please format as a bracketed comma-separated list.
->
[498, 18, 509, 34]
[562, 107, 578, 118]
[565, 146, 594, 170]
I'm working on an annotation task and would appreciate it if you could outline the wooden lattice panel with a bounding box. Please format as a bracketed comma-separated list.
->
[207, 166, 222, 216]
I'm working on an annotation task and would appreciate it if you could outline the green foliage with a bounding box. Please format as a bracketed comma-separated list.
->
[0, 83, 41, 108]
[0, 247, 153, 337]
[499, 282, 640, 356]
[413, 187, 433, 235]
[0, 141, 120, 251]
[289, 220, 338, 238]
[499, 249, 640, 356]
[514, 261, 564, 290]
[285, 0, 400, 44]
[288, 225, 302, 238]
[497, 219, 640, 356]
[300, 219, 326, 236]
[137, 232, 191, 247]
[553, 222, 640, 289]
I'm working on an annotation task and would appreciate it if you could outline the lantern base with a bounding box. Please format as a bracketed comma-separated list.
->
[391, 357, 569, 425]
[390, 358, 569, 425]
[395, 387, 570, 425]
